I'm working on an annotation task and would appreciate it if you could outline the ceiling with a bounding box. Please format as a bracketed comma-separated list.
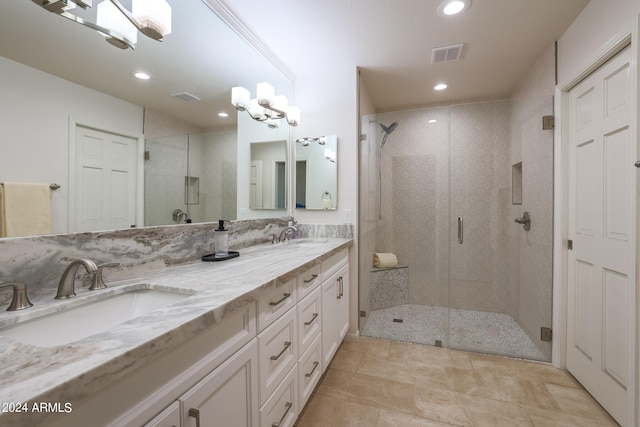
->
[1, 0, 590, 127]
[225, 0, 590, 111]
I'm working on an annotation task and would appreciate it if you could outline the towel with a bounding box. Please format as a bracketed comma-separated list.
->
[1, 182, 51, 237]
[373, 252, 398, 268]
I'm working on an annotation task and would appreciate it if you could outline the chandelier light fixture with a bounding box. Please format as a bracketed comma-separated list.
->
[232, 82, 300, 128]
[31, 0, 172, 50]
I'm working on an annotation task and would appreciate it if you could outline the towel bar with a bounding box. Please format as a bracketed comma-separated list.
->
[0, 182, 60, 190]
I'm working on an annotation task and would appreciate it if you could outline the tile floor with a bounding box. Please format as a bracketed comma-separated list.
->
[296, 337, 619, 426]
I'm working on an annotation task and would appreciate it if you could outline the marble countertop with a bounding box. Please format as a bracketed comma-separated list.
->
[0, 238, 352, 418]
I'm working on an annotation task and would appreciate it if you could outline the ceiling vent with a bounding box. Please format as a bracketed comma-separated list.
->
[431, 43, 464, 64]
[171, 92, 201, 102]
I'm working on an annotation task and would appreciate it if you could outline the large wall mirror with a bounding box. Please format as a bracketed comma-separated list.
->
[295, 136, 338, 210]
[0, 0, 292, 236]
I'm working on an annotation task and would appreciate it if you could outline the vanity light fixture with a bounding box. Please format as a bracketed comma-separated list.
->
[30, 0, 172, 50]
[231, 82, 300, 127]
[295, 136, 326, 145]
[438, 0, 470, 16]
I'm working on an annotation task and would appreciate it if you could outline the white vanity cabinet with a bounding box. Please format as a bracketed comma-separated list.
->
[43, 244, 351, 427]
[321, 250, 349, 368]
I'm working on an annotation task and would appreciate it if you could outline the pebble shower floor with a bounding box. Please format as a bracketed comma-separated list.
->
[361, 304, 546, 361]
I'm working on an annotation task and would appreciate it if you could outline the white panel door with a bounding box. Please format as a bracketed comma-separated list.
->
[567, 45, 635, 426]
[250, 160, 263, 209]
[73, 125, 137, 232]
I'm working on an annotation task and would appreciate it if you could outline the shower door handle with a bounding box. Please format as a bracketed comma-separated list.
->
[457, 217, 463, 244]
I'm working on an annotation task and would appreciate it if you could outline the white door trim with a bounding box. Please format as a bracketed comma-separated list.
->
[554, 15, 639, 427]
[68, 117, 144, 232]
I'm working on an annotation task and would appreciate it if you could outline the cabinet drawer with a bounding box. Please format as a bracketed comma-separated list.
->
[297, 262, 321, 301]
[321, 248, 348, 279]
[298, 335, 322, 410]
[259, 367, 297, 427]
[296, 286, 321, 356]
[258, 277, 296, 332]
[258, 307, 297, 405]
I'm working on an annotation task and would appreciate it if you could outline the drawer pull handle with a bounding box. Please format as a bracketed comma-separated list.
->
[304, 312, 318, 326]
[269, 293, 291, 306]
[303, 274, 318, 283]
[189, 408, 201, 427]
[272, 402, 292, 427]
[271, 341, 292, 360]
[337, 277, 344, 299]
[305, 361, 319, 378]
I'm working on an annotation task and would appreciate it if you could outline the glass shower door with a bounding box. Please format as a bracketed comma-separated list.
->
[447, 97, 553, 361]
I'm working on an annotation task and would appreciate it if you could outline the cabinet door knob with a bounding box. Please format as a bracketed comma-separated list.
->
[304, 312, 319, 326]
[272, 402, 292, 427]
[269, 293, 291, 306]
[635, 160, 640, 168]
[270, 341, 292, 360]
[189, 408, 201, 427]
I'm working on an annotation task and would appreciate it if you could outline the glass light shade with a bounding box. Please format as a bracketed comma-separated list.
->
[231, 86, 250, 110]
[132, 0, 172, 36]
[97, 1, 138, 44]
[249, 99, 267, 121]
[286, 106, 300, 126]
[256, 82, 275, 107]
[273, 95, 288, 111]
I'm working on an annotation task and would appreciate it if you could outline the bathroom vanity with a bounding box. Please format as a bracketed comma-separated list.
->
[0, 237, 352, 427]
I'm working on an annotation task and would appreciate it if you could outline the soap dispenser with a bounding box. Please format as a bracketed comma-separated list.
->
[214, 220, 229, 258]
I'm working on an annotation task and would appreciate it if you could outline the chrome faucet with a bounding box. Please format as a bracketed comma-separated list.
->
[278, 225, 298, 242]
[0, 282, 33, 311]
[55, 259, 98, 299]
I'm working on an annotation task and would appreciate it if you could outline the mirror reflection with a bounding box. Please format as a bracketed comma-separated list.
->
[0, 0, 291, 237]
[249, 141, 287, 210]
[295, 135, 338, 210]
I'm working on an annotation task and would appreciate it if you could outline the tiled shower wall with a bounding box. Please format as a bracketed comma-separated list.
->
[145, 129, 237, 226]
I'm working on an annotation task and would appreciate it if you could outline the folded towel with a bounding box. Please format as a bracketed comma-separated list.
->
[373, 252, 398, 268]
[1, 182, 51, 237]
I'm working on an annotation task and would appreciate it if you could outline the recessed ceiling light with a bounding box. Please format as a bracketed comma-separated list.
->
[438, 0, 470, 16]
[428, 119, 437, 124]
[434, 83, 448, 91]
[218, 112, 229, 118]
[133, 71, 151, 80]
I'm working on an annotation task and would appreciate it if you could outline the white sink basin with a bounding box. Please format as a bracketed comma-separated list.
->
[0, 289, 189, 347]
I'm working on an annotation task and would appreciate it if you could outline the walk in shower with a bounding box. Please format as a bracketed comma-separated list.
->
[358, 96, 554, 361]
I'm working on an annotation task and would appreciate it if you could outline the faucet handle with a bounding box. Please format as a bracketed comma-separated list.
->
[0, 282, 34, 311]
[89, 263, 121, 291]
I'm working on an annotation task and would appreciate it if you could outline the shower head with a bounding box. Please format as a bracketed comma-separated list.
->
[380, 122, 398, 135]
[378, 122, 398, 149]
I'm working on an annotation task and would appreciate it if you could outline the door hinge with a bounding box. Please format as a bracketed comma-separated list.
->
[542, 115, 555, 130]
[540, 327, 552, 342]
[144, 150, 150, 160]
[567, 239, 573, 250]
